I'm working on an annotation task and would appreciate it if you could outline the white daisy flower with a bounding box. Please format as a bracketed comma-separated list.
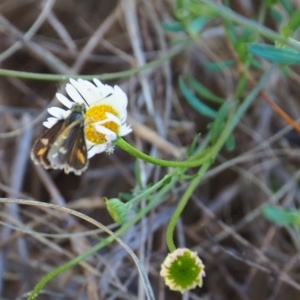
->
[45, 78, 132, 158]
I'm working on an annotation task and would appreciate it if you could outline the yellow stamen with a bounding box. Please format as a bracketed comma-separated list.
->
[84, 104, 119, 144]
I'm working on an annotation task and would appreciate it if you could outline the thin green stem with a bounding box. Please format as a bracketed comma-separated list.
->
[126, 171, 177, 207]
[0, 45, 186, 81]
[116, 138, 211, 168]
[166, 162, 211, 252]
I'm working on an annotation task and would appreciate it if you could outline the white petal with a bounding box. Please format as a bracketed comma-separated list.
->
[66, 83, 85, 104]
[119, 109, 127, 122]
[119, 124, 132, 136]
[43, 117, 58, 128]
[93, 78, 114, 95]
[87, 143, 108, 158]
[114, 85, 128, 107]
[120, 114, 127, 123]
[105, 112, 121, 124]
[47, 107, 67, 119]
[92, 119, 111, 126]
[43, 121, 51, 128]
[93, 78, 105, 89]
[108, 86, 128, 120]
[94, 124, 115, 135]
[70, 79, 98, 106]
[95, 125, 117, 141]
[77, 79, 102, 105]
[56, 93, 73, 108]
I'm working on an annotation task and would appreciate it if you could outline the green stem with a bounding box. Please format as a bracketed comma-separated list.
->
[116, 138, 210, 168]
[126, 171, 177, 207]
[0, 44, 186, 81]
[166, 66, 274, 251]
[166, 162, 211, 251]
[27, 176, 178, 300]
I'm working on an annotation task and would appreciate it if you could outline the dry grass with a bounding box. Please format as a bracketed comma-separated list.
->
[1, 0, 300, 299]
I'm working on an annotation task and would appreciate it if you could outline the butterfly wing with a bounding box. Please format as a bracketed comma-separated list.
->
[31, 103, 88, 175]
[31, 120, 65, 168]
[66, 127, 88, 175]
[47, 119, 88, 175]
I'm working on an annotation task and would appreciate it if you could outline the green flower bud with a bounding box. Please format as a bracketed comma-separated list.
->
[105, 198, 129, 224]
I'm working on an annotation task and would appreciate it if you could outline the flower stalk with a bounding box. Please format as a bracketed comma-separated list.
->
[116, 138, 210, 168]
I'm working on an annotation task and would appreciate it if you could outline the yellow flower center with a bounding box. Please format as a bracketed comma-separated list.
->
[84, 104, 119, 144]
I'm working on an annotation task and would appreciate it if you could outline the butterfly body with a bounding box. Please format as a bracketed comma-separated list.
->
[31, 103, 88, 175]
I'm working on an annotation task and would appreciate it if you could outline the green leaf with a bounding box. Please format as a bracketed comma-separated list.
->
[224, 18, 238, 45]
[187, 133, 201, 158]
[176, 0, 184, 9]
[163, 176, 173, 185]
[247, 43, 300, 64]
[187, 75, 225, 104]
[266, 0, 278, 6]
[161, 22, 184, 32]
[209, 102, 228, 144]
[179, 77, 217, 118]
[279, 0, 293, 15]
[270, 7, 283, 22]
[262, 205, 298, 226]
[119, 192, 134, 202]
[203, 60, 235, 72]
[241, 27, 254, 41]
[188, 17, 210, 34]
[286, 8, 300, 32]
[250, 57, 264, 70]
[235, 73, 248, 99]
[225, 134, 235, 151]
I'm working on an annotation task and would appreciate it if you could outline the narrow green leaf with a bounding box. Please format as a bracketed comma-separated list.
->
[235, 73, 248, 99]
[287, 8, 300, 31]
[119, 192, 134, 202]
[225, 133, 235, 151]
[179, 78, 217, 118]
[187, 133, 201, 158]
[163, 176, 172, 185]
[176, 0, 184, 9]
[188, 17, 210, 34]
[203, 60, 235, 72]
[210, 103, 228, 144]
[279, 0, 293, 15]
[224, 18, 237, 45]
[270, 7, 283, 22]
[187, 75, 225, 104]
[161, 22, 184, 32]
[266, 0, 278, 7]
[262, 205, 298, 225]
[248, 43, 300, 64]
[241, 27, 254, 41]
[250, 57, 264, 69]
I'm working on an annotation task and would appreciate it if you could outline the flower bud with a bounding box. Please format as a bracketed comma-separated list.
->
[105, 198, 129, 224]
